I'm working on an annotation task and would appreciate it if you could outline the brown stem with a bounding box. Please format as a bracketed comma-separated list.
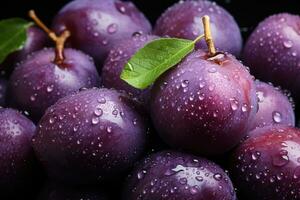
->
[202, 15, 216, 57]
[28, 10, 70, 65]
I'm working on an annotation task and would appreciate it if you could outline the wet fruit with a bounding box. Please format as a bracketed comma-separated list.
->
[243, 13, 300, 100]
[0, 108, 37, 198]
[124, 151, 236, 200]
[154, 0, 242, 57]
[32, 88, 148, 184]
[230, 125, 300, 200]
[8, 48, 100, 121]
[151, 50, 257, 155]
[250, 80, 295, 130]
[52, 0, 152, 66]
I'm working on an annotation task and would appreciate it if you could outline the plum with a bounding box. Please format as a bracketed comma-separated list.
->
[0, 26, 48, 76]
[102, 34, 158, 104]
[0, 78, 7, 107]
[52, 0, 152, 66]
[123, 151, 236, 200]
[150, 50, 257, 156]
[230, 125, 300, 200]
[243, 13, 300, 100]
[154, 0, 242, 57]
[250, 80, 295, 130]
[0, 108, 37, 198]
[32, 88, 148, 184]
[38, 182, 107, 200]
[8, 48, 101, 121]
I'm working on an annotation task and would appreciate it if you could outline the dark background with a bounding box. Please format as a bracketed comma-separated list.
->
[1, 0, 299, 39]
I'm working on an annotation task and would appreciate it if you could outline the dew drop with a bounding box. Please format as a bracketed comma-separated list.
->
[107, 23, 118, 34]
[94, 108, 103, 117]
[213, 173, 222, 181]
[283, 40, 293, 48]
[181, 80, 189, 88]
[272, 111, 282, 123]
[92, 117, 100, 125]
[46, 85, 54, 93]
[230, 98, 239, 111]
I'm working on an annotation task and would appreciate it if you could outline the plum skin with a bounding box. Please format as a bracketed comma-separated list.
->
[0, 108, 37, 198]
[102, 34, 158, 104]
[52, 0, 152, 66]
[8, 48, 101, 121]
[123, 151, 236, 200]
[250, 80, 295, 130]
[230, 125, 300, 200]
[32, 88, 148, 184]
[243, 13, 300, 100]
[151, 50, 257, 156]
[154, 0, 242, 57]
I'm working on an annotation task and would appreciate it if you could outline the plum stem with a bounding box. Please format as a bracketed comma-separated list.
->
[202, 15, 216, 57]
[29, 10, 70, 65]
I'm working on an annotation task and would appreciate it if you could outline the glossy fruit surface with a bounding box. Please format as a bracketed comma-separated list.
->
[8, 48, 100, 121]
[33, 88, 148, 184]
[0, 108, 37, 198]
[102, 34, 157, 104]
[154, 0, 242, 57]
[53, 0, 152, 66]
[250, 80, 295, 130]
[230, 125, 300, 200]
[243, 13, 300, 100]
[124, 151, 236, 200]
[151, 50, 257, 155]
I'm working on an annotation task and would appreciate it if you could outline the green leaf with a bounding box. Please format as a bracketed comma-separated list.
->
[0, 18, 32, 64]
[120, 37, 200, 89]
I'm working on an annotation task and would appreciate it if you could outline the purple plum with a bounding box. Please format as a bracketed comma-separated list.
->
[230, 125, 300, 200]
[52, 0, 152, 66]
[250, 80, 295, 130]
[8, 48, 101, 121]
[123, 151, 236, 200]
[243, 13, 300, 100]
[102, 34, 158, 104]
[32, 88, 148, 184]
[0, 108, 37, 198]
[151, 50, 257, 156]
[154, 0, 242, 57]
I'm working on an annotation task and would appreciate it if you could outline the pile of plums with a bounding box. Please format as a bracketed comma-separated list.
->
[1, 0, 300, 199]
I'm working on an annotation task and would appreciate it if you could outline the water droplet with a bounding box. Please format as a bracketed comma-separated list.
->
[283, 40, 293, 48]
[137, 170, 146, 179]
[213, 173, 222, 181]
[272, 111, 282, 123]
[107, 23, 118, 34]
[49, 117, 55, 124]
[242, 104, 248, 112]
[106, 126, 112, 133]
[98, 97, 106, 104]
[30, 95, 36, 101]
[181, 80, 189, 88]
[251, 151, 261, 161]
[230, 98, 239, 111]
[92, 117, 100, 125]
[196, 176, 203, 182]
[257, 91, 264, 102]
[272, 154, 289, 167]
[208, 67, 217, 73]
[94, 108, 103, 117]
[47, 85, 54, 93]
[179, 178, 187, 185]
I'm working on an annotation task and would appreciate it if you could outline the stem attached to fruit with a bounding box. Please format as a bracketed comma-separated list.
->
[29, 10, 70, 65]
[202, 15, 216, 57]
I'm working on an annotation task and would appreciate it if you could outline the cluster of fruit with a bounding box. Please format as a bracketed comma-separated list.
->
[0, 0, 299, 199]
